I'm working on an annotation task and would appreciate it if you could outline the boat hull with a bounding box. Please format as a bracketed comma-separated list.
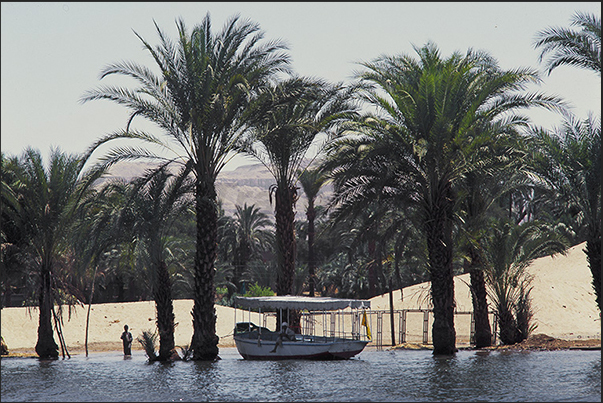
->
[234, 336, 369, 360]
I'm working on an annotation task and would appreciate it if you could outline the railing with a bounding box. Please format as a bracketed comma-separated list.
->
[239, 308, 497, 349]
[367, 309, 498, 350]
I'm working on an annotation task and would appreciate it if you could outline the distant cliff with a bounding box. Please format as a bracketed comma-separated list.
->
[103, 161, 332, 220]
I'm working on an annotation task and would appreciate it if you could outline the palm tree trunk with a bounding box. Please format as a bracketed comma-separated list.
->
[306, 202, 316, 297]
[497, 305, 520, 345]
[232, 240, 250, 295]
[274, 184, 300, 331]
[425, 178, 456, 355]
[465, 248, 492, 348]
[35, 264, 59, 359]
[585, 232, 601, 312]
[275, 185, 296, 296]
[155, 260, 176, 361]
[85, 264, 98, 357]
[52, 306, 70, 359]
[428, 237, 456, 355]
[469, 268, 492, 348]
[190, 179, 219, 361]
[367, 240, 377, 297]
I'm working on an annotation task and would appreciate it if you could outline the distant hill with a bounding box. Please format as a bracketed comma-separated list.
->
[103, 160, 333, 220]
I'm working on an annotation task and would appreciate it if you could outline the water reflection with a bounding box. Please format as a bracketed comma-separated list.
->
[0, 349, 600, 402]
[264, 361, 300, 401]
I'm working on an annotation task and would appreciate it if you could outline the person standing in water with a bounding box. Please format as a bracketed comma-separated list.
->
[120, 324, 133, 355]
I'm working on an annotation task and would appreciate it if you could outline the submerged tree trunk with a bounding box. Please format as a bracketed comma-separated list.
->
[497, 305, 520, 345]
[465, 247, 492, 348]
[190, 179, 219, 361]
[469, 268, 492, 348]
[155, 260, 176, 361]
[424, 178, 457, 355]
[35, 264, 59, 359]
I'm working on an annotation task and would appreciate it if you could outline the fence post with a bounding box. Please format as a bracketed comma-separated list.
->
[376, 311, 383, 350]
[399, 310, 406, 344]
[330, 312, 336, 339]
[492, 312, 498, 345]
[470, 312, 475, 345]
[389, 283, 396, 346]
[422, 310, 429, 344]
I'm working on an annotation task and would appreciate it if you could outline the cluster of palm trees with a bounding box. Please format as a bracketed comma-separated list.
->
[1, 11, 599, 360]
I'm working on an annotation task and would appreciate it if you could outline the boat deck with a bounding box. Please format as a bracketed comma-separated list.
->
[235, 330, 363, 344]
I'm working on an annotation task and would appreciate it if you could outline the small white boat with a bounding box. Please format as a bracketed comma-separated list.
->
[233, 295, 372, 360]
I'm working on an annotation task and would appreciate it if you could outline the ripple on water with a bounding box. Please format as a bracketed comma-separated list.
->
[1, 348, 600, 402]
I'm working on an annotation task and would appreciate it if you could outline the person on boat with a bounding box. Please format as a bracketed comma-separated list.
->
[121, 324, 133, 356]
[270, 322, 296, 353]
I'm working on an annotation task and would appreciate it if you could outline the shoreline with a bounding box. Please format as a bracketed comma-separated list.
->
[2, 243, 600, 357]
[3, 335, 600, 359]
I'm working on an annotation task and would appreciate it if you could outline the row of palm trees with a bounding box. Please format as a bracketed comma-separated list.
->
[1, 11, 600, 359]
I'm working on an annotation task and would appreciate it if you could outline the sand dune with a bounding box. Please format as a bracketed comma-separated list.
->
[369, 242, 600, 344]
[1, 242, 599, 354]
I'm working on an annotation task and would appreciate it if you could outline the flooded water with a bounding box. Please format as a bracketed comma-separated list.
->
[1, 347, 600, 402]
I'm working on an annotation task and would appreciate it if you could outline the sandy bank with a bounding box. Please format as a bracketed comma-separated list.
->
[1, 243, 599, 355]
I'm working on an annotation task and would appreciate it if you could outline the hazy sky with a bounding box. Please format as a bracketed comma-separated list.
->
[1, 2, 600, 170]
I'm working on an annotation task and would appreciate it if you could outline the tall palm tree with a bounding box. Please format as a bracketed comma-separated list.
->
[534, 10, 600, 313]
[70, 176, 129, 356]
[241, 77, 357, 301]
[457, 128, 535, 348]
[6, 147, 89, 358]
[81, 14, 291, 360]
[534, 11, 601, 76]
[297, 165, 328, 296]
[122, 165, 194, 361]
[323, 133, 428, 298]
[529, 113, 601, 312]
[325, 42, 564, 355]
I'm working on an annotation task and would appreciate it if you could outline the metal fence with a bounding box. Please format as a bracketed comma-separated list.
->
[257, 308, 497, 349]
[367, 309, 498, 350]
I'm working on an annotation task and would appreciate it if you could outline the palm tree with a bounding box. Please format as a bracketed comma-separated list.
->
[230, 203, 273, 296]
[534, 11, 600, 313]
[70, 176, 130, 356]
[457, 128, 536, 348]
[81, 14, 291, 360]
[534, 11, 601, 76]
[122, 165, 194, 361]
[325, 42, 564, 355]
[482, 219, 569, 344]
[241, 77, 357, 301]
[1, 152, 30, 308]
[297, 165, 328, 296]
[322, 132, 430, 299]
[529, 113, 601, 312]
[5, 147, 89, 358]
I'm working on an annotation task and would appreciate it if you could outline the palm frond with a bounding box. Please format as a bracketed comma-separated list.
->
[136, 329, 158, 360]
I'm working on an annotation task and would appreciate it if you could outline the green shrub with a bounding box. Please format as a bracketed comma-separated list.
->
[243, 282, 275, 297]
[136, 329, 158, 361]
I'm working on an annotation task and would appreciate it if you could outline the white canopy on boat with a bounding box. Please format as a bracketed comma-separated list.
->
[234, 295, 370, 311]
